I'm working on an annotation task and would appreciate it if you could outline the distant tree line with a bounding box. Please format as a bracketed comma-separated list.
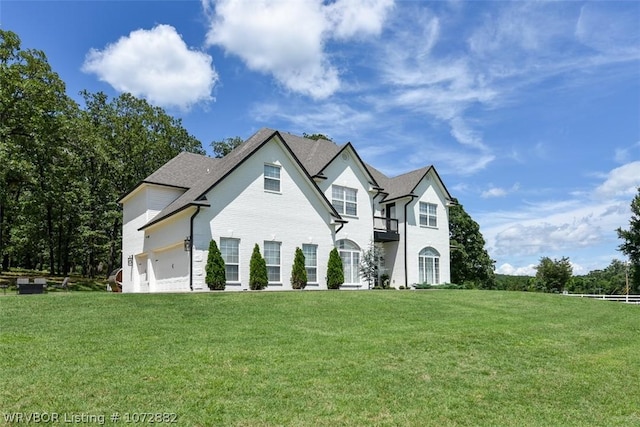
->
[0, 30, 204, 277]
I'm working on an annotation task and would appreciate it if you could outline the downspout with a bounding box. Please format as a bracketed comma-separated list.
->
[403, 195, 417, 289]
[188, 206, 201, 291]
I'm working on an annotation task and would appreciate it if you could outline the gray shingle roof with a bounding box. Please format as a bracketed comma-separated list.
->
[124, 127, 452, 230]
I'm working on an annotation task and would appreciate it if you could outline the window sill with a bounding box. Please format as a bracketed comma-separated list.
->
[340, 214, 359, 219]
[264, 190, 282, 195]
[420, 225, 438, 230]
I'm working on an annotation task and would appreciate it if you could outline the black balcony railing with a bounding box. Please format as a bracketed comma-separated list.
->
[374, 216, 399, 242]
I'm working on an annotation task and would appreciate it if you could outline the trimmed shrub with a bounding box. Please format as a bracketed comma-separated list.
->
[327, 247, 344, 289]
[249, 244, 268, 290]
[205, 239, 226, 290]
[291, 247, 307, 290]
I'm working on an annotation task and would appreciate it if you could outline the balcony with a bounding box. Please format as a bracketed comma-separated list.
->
[373, 216, 399, 242]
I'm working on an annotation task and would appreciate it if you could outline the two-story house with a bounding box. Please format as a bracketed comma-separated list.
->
[118, 128, 453, 292]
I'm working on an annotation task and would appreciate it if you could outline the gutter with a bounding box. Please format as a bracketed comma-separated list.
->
[403, 195, 417, 289]
[188, 206, 201, 291]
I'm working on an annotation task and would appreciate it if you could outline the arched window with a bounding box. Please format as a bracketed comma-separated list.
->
[419, 247, 440, 284]
[337, 239, 361, 285]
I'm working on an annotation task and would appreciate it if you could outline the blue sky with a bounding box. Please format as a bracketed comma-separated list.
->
[3, 0, 639, 275]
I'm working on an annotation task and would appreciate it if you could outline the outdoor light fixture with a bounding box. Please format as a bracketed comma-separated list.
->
[127, 255, 133, 266]
[184, 236, 191, 252]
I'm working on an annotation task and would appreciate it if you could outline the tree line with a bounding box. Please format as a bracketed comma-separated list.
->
[1, 30, 204, 277]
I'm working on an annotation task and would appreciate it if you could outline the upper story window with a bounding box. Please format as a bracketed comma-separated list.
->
[332, 185, 357, 216]
[419, 202, 437, 227]
[264, 164, 281, 192]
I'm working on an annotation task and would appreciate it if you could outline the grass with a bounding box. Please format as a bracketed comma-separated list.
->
[1, 290, 639, 426]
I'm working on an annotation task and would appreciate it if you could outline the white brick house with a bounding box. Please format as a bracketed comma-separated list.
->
[118, 129, 454, 292]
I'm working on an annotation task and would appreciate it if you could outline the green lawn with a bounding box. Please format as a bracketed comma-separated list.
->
[1, 291, 638, 426]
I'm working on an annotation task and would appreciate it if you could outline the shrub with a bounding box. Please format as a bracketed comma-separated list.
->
[291, 247, 307, 290]
[205, 240, 226, 290]
[327, 247, 344, 289]
[249, 244, 268, 290]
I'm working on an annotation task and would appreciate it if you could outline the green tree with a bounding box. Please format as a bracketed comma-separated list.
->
[449, 199, 496, 288]
[0, 29, 81, 273]
[360, 241, 384, 289]
[205, 240, 226, 290]
[249, 244, 268, 290]
[327, 247, 344, 289]
[303, 132, 333, 141]
[290, 247, 307, 290]
[79, 90, 204, 277]
[534, 256, 573, 293]
[211, 136, 244, 158]
[617, 187, 640, 291]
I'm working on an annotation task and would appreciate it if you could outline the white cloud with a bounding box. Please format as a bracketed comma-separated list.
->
[595, 161, 640, 198]
[576, 3, 640, 56]
[202, 0, 393, 99]
[82, 25, 217, 110]
[477, 161, 638, 271]
[482, 188, 507, 199]
[481, 182, 520, 199]
[326, 0, 394, 40]
[496, 263, 536, 276]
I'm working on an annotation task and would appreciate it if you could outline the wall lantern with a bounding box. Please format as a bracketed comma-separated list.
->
[127, 255, 133, 266]
[184, 236, 191, 252]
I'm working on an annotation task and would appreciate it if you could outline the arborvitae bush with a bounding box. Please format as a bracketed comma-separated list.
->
[249, 243, 268, 290]
[327, 247, 344, 289]
[291, 247, 307, 290]
[205, 239, 226, 290]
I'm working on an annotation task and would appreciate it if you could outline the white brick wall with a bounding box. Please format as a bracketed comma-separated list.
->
[192, 137, 336, 291]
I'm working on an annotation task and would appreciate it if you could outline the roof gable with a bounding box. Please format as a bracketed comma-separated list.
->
[137, 128, 341, 230]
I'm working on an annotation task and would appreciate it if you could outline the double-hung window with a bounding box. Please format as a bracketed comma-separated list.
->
[220, 238, 239, 282]
[264, 164, 281, 192]
[419, 202, 437, 227]
[264, 241, 281, 283]
[302, 244, 317, 283]
[332, 185, 357, 216]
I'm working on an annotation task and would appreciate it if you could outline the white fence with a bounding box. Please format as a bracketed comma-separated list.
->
[564, 293, 640, 304]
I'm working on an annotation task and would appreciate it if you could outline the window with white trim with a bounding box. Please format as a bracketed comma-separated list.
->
[332, 185, 357, 216]
[220, 238, 239, 282]
[419, 247, 440, 284]
[302, 244, 317, 283]
[264, 164, 281, 192]
[419, 202, 437, 227]
[337, 239, 360, 285]
[264, 241, 281, 283]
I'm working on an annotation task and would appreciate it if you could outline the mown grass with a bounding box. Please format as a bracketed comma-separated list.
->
[1, 291, 639, 426]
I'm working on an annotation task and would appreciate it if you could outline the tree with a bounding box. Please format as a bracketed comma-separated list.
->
[290, 247, 307, 290]
[303, 132, 333, 141]
[449, 199, 496, 288]
[534, 256, 573, 293]
[205, 240, 226, 290]
[249, 244, 268, 290]
[360, 241, 384, 289]
[327, 247, 344, 289]
[617, 187, 640, 291]
[211, 136, 244, 158]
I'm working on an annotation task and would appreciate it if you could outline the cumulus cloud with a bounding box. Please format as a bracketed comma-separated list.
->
[496, 263, 536, 276]
[595, 161, 640, 198]
[83, 25, 217, 110]
[202, 0, 393, 99]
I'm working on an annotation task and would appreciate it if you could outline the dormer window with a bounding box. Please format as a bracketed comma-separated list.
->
[264, 164, 281, 192]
